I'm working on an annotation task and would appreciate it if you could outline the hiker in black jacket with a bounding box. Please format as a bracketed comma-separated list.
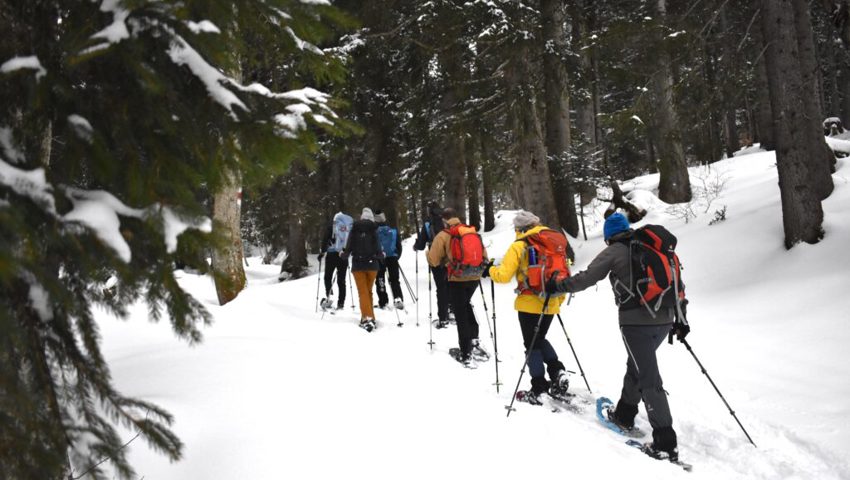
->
[546, 212, 686, 462]
[341, 208, 384, 331]
[413, 201, 450, 327]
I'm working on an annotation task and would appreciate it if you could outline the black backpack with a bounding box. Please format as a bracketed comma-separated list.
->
[350, 222, 380, 261]
[620, 225, 686, 315]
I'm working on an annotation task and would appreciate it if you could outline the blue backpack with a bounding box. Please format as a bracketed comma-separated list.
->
[377, 225, 398, 257]
[331, 213, 354, 252]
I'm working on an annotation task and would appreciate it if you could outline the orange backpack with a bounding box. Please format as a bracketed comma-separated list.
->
[445, 224, 486, 278]
[520, 229, 571, 298]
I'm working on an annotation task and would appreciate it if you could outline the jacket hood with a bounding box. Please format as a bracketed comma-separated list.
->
[515, 224, 549, 240]
[333, 212, 351, 222]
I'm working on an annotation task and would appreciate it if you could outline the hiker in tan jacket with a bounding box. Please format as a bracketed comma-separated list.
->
[427, 208, 490, 367]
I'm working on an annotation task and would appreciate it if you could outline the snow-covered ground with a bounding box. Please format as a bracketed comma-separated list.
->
[99, 150, 850, 479]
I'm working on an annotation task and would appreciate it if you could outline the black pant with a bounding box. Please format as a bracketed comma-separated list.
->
[448, 281, 480, 355]
[431, 265, 449, 322]
[376, 257, 403, 307]
[518, 311, 565, 391]
[323, 252, 348, 307]
[619, 324, 673, 431]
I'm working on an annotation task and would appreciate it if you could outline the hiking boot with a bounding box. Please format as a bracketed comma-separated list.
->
[606, 400, 638, 432]
[335, 303, 344, 310]
[470, 339, 490, 362]
[394, 298, 404, 310]
[435, 319, 449, 329]
[518, 390, 543, 405]
[648, 426, 678, 460]
[549, 370, 570, 396]
[320, 298, 333, 310]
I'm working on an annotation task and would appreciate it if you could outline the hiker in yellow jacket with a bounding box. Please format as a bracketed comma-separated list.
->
[485, 210, 570, 404]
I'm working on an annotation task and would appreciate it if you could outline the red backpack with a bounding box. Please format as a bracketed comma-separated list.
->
[520, 229, 571, 298]
[445, 224, 486, 278]
[623, 224, 686, 314]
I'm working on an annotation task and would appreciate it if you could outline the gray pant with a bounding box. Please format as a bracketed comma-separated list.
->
[620, 324, 673, 430]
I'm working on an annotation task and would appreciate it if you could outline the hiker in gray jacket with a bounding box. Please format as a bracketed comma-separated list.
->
[546, 212, 684, 462]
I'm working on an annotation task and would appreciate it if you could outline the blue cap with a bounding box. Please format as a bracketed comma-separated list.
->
[603, 213, 630, 240]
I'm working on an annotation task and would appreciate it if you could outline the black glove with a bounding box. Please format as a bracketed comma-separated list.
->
[545, 272, 562, 295]
[339, 252, 349, 261]
[670, 321, 690, 343]
[480, 260, 494, 278]
[318, 253, 324, 262]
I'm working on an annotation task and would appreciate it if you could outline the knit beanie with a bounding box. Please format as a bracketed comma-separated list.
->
[361, 207, 374, 222]
[603, 212, 630, 240]
[513, 210, 540, 230]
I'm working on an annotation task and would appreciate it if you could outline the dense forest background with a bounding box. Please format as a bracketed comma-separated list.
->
[1, 1, 849, 478]
[247, 0, 850, 279]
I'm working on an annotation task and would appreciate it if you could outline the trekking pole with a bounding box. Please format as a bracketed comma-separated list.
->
[315, 256, 323, 313]
[556, 314, 592, 393]
[491, 279, 500, 393]
[348, 269, 355, 312]
[478, 280, 500, 392]
[399, 267, 418, 303]
[506, 294, 551, 417]
[415, 253, 420, 326]
[427, 265, 434, 349]
[682, 338, 756, 447]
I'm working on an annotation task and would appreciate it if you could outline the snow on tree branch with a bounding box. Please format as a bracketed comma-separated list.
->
[0, 56, 47, 81]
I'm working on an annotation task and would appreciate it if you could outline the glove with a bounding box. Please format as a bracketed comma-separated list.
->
[545, 272, 562, 295]
[480, 260, 494, 278]
[672, 322, 690, 342]
[318, 253, 324, 262]
[339, 252, 349, 261]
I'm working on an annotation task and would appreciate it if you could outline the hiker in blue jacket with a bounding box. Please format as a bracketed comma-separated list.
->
[375, 210, 404, 310]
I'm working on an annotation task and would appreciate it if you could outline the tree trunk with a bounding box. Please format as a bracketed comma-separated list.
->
[720, 8, 739, 158]
[652, 0, 692, 203]
[570, 0, 600, 205]
[542, 0, 579, 236]
[481, 138, 496, 232]
[826, 33, 842, 117]
[508, 86, 560, 226]
[465, 138, 481, 230]
[792, 0, 836, 192]
[754, 21, 776, 150]
[761, 0, 825, 248]
[281, 192, 308, 279]
[843, 63, 850, 125]
[443, 134, 467, 220]
[212, 168, 246, 305]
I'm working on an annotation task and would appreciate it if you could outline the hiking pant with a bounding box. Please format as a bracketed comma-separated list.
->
[619, 324, 674, 431]
[518, 312, 566, 393]
[448, 281, 480, 355]
[353, 270, 378, 320]
[376, 257, 403, 307]
[323, 252, 348, 307]
[431, 265, 449, 322]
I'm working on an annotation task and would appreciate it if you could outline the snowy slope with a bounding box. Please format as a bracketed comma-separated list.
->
[98, 151, 850, 479]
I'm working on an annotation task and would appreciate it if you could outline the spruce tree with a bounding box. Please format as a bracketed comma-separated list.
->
[0, 1, 345, 477]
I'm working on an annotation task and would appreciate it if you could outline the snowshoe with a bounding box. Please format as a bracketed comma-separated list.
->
[359, 318, 376, 332]
[319, 298, 333, 310]
[394, 298, 405, 310]
[470, 339, 490, 362]
[596, 397, 645, 438]
[625, 440, 692, 472]
[515, 390, 544, 406]
[448, 347, 477, 369]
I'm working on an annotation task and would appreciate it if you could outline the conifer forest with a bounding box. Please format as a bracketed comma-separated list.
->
[1, 1, 849, 479]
